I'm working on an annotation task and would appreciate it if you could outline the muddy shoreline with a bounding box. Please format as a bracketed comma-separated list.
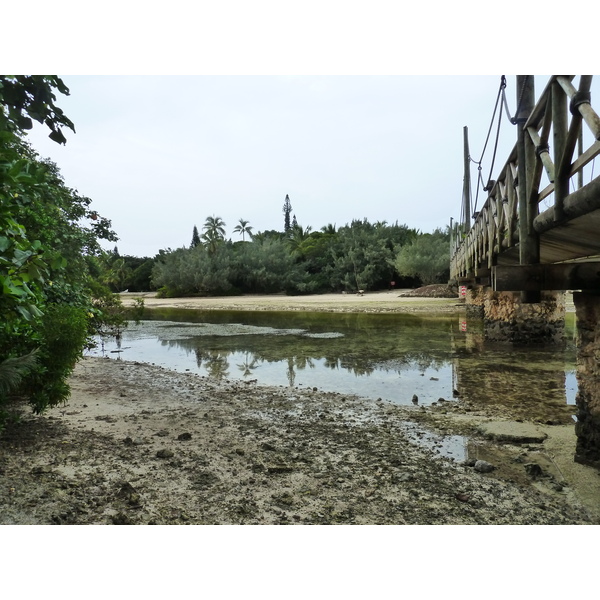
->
[1, 291, 598, 525]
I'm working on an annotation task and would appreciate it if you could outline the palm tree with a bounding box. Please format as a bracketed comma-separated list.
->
[233, 218, 253, 241]
[321, 223, 337, 235]
[287, 223, 312, 254]
[202, 215, 226, 253]
[0, 351, 38, 397]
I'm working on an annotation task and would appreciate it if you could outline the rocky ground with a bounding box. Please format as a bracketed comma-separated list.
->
[1, 289, 598, 525]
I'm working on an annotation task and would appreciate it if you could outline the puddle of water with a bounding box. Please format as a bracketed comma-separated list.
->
[399, 421, 468, 462]
[91, 309, 577, 418]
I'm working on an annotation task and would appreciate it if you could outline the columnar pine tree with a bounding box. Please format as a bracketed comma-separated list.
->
[282, 194, 292, 234]
[191, 225, 201, 248]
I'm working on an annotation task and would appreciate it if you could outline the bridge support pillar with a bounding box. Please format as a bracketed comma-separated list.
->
[464, 286, 485, 318]
[465, 287, 565, 344]
[573, 292, 600, 468]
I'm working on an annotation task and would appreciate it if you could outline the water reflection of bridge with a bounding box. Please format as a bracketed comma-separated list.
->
[451, 320, 576, 425]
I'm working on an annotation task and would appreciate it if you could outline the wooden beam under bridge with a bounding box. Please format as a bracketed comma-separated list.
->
[492, 262, 600, 291]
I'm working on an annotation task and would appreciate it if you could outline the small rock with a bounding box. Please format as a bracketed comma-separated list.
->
[156, 449, 174, 459]
[455, 493, 471, 503]
[177, 432, 192, 441]
[524, 463, 543, 479]
[267, 464, 293, 474]
[154, 430, 169, 437]
[411, 394, 419, 405]
[111, 512, 133, 525]
[474, 460, 495, 473]
[117, 482, 141, 507]
[31, 466, 52, 475]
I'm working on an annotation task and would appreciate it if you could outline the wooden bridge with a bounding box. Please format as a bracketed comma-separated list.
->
[450, 76, 600, 468]
[450, 75, 600, 297]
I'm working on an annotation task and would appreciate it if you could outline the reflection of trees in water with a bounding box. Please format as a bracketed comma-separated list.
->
[285, 355, 316, 387]
[237, 352, 260, 377]
[324, 357, 340, 370]
[152, 314, 456, 380]
[370, 353, 448, 374]
[194, 349, 230, 380]
[287, 357, 295, 387]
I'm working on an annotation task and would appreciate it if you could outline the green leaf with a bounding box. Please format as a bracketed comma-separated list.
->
[17, 115, 33, 130]
[12, 248, 33, 267]
[51, 256, 67, 270]
[16, 305, 32, 321]
[48, 129, 67, 145]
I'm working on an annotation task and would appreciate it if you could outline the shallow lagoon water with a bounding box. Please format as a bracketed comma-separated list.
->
[92, 309, 578, 418]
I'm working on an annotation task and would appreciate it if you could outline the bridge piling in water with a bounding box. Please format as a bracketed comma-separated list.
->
[465, 285, 565, 344]
[573, 292, 600, 468]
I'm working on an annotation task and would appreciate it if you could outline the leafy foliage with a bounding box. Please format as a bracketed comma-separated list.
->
[1, 75, 121, 423]
[232, 219, 253, 242]
[152, 215, 423, 297]
[0, 75, 75, 144]
[394, 229, 450, 285]
[202, 215, 226, 254]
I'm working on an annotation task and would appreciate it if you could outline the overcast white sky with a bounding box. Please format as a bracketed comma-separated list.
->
[10, 2, 598, 259]
[23, 74, 548, 257]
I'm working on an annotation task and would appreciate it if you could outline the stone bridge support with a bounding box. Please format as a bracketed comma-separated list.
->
[465, 286, 565, 344]
[573, 292, 600, 468]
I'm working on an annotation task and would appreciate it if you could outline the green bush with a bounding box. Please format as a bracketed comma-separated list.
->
[26, 304, 89, 413]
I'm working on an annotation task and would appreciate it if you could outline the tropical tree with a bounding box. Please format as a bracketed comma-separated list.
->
[233, 218, 253, 242]
[152, 243, 233, 296]
[394, 229, 450, 285]
[1, 75, 120, 422]
[282, 194, 292, 234]
[202, 215, 226, 254]
[191, 225, 201, 248]
[286, 223, 312, 254]
[230, 238, 305, 294]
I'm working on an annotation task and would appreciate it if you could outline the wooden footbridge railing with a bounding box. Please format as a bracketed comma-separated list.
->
[450, 76, 600, 297]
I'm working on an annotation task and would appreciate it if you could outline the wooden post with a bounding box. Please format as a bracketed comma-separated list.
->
[553, 79, 568, 222]
[516, 75, 539, 302]
[463, 126, 471, 232]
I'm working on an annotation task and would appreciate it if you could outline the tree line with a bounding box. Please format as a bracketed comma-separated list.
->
[98, 203, 451, 297]
[145, 212, 449, 296]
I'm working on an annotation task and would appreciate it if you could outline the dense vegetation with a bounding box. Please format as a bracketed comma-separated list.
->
[149, 215, 450, 297]
[0, 76, 126, 426]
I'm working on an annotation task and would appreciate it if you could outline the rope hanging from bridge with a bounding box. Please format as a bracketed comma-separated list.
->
[468, 75, 524, 215]
[468, 76, 506, 214]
